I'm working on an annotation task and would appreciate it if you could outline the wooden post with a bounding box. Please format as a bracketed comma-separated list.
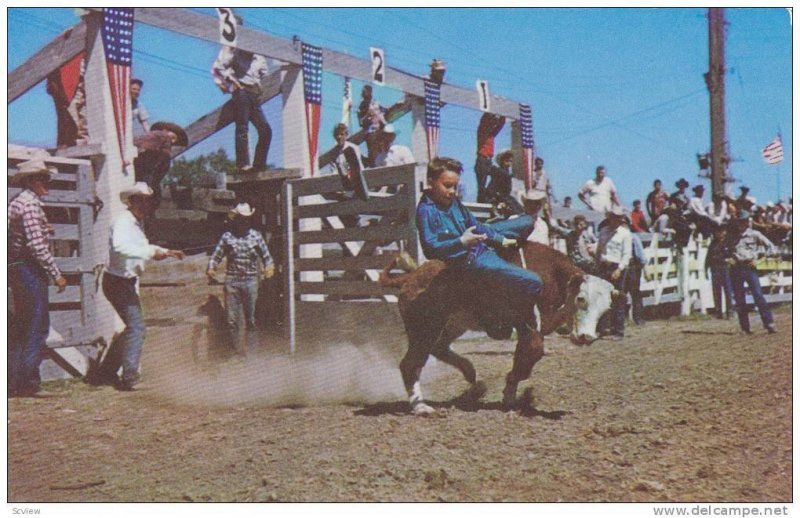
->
[282, 181, 296, 355]
[409, 95, 428, 194]
[281, 64, 323, 302]
[81, 11, 136, 348]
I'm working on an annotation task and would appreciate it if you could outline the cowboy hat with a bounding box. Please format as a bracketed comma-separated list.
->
[739, 185, 750, 192]
[675, 178, 689, 188]
[607, 205, 627, 217]
[150, 121, 189, 147]
[9, 159, 56, 186]
[228, 202, 256, 219]
[692, 184, 705, 193]
[120, 182, 154, 205]
[517, 189, 546, 207]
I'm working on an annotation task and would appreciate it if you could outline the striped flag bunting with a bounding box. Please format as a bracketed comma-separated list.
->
[302, 43, 323, 175]
[519, 103, 535, 190]
[424, 80, 441, 161]
[762, 134, 784, 165]
[101, 8, 134, 161]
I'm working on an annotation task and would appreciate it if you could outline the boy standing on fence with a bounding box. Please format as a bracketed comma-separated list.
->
[207, 203, 274, 356]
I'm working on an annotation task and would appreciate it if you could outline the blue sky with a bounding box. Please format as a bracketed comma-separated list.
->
[8, 7, 794, 208]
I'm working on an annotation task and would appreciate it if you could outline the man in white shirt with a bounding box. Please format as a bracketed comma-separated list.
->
[595, 206, 632, 340]
[578, 165, 620, 213]
[211, 32, 272, 173]
[96, 183, 184, 390]
[373, 124, 415, 168]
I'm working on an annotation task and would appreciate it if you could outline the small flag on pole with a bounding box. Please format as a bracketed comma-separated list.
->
[519, 103, 535, 190]
[101, 8, 134, 161]
[424, 80, 441, 161]
[301, 43, 323, 175]
[762, 134, 784, 165]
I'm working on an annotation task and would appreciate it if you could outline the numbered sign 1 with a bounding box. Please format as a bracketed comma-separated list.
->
[476, 80, 491, 112]
[217, 8, 238, 47]
[370, 47, 385, 85]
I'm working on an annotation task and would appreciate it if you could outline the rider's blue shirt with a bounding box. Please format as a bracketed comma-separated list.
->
[416, 191, 504, 263]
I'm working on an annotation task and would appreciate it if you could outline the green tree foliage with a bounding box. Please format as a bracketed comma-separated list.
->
[166, 148, 237, 188]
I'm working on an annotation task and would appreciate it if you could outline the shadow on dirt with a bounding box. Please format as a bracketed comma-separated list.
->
[680, 330, 739, 336]
[354, 387, 570, 420]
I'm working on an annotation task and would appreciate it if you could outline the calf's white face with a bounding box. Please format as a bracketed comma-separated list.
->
[570, 275, 615, 345]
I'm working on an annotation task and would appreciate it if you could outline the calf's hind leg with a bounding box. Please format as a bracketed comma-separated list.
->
[399, 328, 437, 416]
[502, 324, 545, 409]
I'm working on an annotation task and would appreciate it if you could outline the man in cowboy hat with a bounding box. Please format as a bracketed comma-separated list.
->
[517, 189, 551, 244]
[373, 124, 415, 168]
[595, 206, 632, 340]
[207, 203, 274, 356]
[95, 182, 185, 390]
[736, 186, 757, 212]
[8, 160, 68, 396]
[133, 121, 188, 213]
[670, 178, 690, 212]
[687, 184, 716, 238]
[724, 210, 777, 334]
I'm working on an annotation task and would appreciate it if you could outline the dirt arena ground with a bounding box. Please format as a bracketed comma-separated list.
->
[7, 256, 793, 502]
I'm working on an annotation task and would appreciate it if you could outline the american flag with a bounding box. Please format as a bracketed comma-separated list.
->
[762, 134, 784, 165]
[302, 43, 323, 175]
[424, 80, 441, 161]
[341, 77, 352, 126]
[519, 103, 535, 190]
[101, 8, 134, 161]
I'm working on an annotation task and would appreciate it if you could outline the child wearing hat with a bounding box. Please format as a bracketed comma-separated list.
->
[207, 203, 274, 356]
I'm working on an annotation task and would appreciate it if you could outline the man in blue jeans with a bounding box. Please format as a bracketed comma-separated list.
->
[211, 27, 272, 173]
[207, 203, 274, 356]
[8, 160, 68, 396]
[726, 211, 777, 334]
[97, 183, 184, 390]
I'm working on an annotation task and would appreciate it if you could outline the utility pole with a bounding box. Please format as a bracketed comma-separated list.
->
[706, 8, 728, 197]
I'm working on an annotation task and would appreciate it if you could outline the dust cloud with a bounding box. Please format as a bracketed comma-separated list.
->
[144, 336, 447, 409]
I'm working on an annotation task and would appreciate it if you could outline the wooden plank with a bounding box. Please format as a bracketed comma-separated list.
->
[225, 167, 303, 185]
[8, 188, 93, 205]
[53, 141, 105, 159]
[295, 281, 399, 297]
[295, 193, 407, 218]
[296, 225, 412, 245]
[53, 257, 83, 272]
[296, 254, 396, 272]
[52, 224, 80, 241]
[8, 21, 87, 103]
[48, 285, 82, 304]
[131, 8, 521, 119]
[287, 165, 415, 197]
[7, 152, 93, 168]
[50, 310, 84, 332]
[172, 69, 284, 158]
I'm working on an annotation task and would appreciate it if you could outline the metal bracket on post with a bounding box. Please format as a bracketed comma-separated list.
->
[91, 195, 104, 222]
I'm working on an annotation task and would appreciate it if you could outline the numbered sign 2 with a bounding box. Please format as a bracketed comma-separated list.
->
[370, 47, 385, 85]
[476, 80, 491, 112]
[217, 8, 238, 47]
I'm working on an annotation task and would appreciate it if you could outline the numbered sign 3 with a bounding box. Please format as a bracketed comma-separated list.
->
[370, 47, 385, 85]
[476, 80, 491, 112]
[217, 8, 238, 47]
